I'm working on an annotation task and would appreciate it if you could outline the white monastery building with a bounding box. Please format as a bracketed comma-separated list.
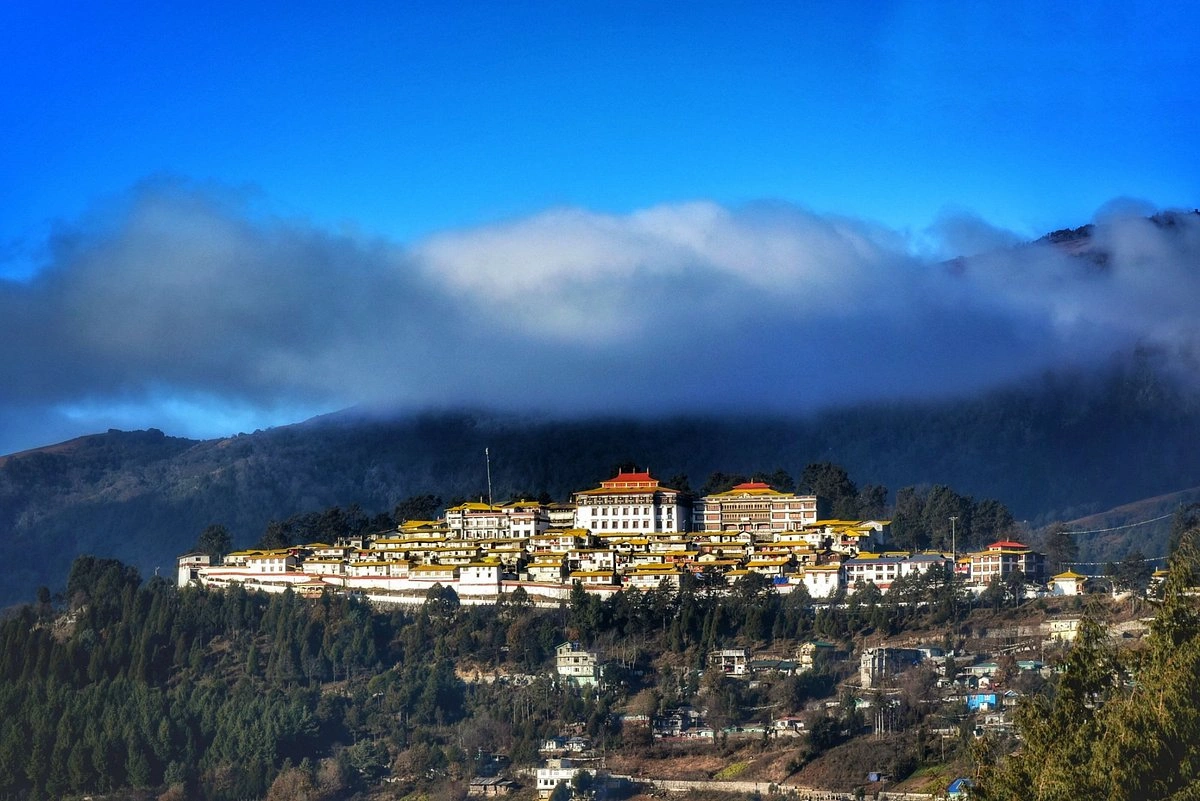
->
[693, 481, 818, 533]
[572, 470, 691, 534]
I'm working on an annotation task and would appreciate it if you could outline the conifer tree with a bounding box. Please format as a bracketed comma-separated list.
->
[975, 530, 1200, 801]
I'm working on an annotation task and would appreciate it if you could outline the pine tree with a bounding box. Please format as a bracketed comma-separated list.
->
[976, 531, 1200, 800]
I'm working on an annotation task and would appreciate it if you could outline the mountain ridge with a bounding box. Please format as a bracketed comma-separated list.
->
[3, 355, 1199, 607]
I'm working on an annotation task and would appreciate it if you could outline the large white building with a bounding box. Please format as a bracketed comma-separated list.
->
[693, 481, 818, 533]
[842, 552, 952, 593]
[967, 540, 1047, 588]
[573, 470, 690, 534]
[444, 500, 550, 540]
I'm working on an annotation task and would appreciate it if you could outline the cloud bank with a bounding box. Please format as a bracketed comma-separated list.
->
[2, 180, 1197, 454]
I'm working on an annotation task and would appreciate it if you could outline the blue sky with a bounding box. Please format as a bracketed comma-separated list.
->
[1, 1, 1198, 454]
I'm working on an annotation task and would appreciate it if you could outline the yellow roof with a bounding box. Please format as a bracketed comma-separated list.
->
[447, 502, 500, 512]
[709, 486, 787, 497]
[400, 519, 439, 527]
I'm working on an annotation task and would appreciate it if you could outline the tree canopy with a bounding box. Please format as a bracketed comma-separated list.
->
[975, 529, 1200, 801]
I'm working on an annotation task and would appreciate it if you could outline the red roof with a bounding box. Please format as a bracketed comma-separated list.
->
[732, 481, 772, 491]
[599, 470, 660, 489]
[987, 540, 1029, 550]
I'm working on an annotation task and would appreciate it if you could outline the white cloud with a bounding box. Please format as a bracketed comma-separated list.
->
[1, 180, 1197, 454]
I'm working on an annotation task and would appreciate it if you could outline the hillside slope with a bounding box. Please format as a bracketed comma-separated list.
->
[1058, 485, 1200, 567]
[2, 359, 1199, 607]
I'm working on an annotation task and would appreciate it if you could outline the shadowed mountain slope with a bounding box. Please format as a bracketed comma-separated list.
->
[2, 356, 1199, 607]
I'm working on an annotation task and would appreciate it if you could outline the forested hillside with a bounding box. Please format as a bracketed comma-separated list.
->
[974, 533, 1200, 800]
[0, 553, 987, 801]
[2, 357, 1199, 607]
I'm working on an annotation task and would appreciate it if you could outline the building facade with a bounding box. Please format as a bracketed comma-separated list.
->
[843, 552, 952, 593]
[967, 540, 1047, 587]
[555, 641, 602, 685]
[693, 482, 818, 533]
[444, 500, 550, 540]
[572, 470, 691, 534]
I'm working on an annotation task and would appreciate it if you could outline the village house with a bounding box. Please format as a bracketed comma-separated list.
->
[555, 642, 602, 686]
[546, 503, 578, 529]
[967, 540, 1047, 588]
[1044, 617, 1082, 642]
[460, 561, 503, 591]
[799, 564, 843, 598]
[569, 570, 620, 589]
[771, 716, 807, 737]
[525, 556, 567, 583]
[623, 564, 682, 589]
[709, 647, 750, 676]
[860, 647, 924, 688]
[797, 640, 843, 671]
[245, 552, 299, 574]
[408, 564, 459, 583]
[535, 759, 582, 799]
[303, 558, 347, 576]
[652, 707, 709, 739]
[468, 777, 517, 797]
[1049, 569, 1089, 595]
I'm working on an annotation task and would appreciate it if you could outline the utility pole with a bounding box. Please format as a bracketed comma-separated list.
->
[949, 515, 960, 636]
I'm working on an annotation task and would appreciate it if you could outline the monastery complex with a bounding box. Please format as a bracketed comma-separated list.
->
[178, 469, 1055, 605]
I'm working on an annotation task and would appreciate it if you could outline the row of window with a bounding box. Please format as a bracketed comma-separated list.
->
[590, 506, 677, 517]
[594, 520, 664, 529]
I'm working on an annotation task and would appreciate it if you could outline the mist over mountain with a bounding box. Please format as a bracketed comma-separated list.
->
[2, 352, 1198, 608]
[3, 189, 1198, 458]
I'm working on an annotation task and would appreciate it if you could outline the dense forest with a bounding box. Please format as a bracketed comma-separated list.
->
[5, 520, 1199, 800]
[2, 355, 1200, 606]
[2, 552, 1005, 801]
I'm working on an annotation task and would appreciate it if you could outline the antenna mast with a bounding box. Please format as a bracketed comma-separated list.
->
[485, 447, 494, 508]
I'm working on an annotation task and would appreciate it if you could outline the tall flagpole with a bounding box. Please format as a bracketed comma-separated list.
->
[485, 447, 494, 509]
